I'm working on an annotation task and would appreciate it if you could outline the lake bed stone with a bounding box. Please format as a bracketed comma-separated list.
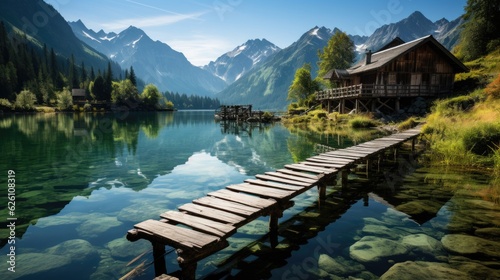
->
[349, 236, 409, 263]
[441, 234, 500, 258]
[380, 261, 468, 280]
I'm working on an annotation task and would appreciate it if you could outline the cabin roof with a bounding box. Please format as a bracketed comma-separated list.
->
[323, 69, 350, 80]
[328, 35, 469, 79]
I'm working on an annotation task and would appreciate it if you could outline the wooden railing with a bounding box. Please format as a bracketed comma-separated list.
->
[316, 84, 447, 100]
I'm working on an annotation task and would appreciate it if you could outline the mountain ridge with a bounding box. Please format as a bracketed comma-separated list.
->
[203, 38, 281, 84]
[69, 21, 227, 96]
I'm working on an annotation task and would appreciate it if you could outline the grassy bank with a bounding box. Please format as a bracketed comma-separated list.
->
[422, 74, 500, 176]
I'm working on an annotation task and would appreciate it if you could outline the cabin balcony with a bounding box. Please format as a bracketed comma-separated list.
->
[315, 83, 450, 101]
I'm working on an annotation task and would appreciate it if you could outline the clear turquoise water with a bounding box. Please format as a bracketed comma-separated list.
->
[0, 111, 498, 279]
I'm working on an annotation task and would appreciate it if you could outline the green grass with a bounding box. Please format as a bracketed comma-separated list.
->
[397, 117, 418, 131]
[348, 115, 380, 129]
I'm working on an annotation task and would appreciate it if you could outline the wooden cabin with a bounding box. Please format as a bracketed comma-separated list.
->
[318, 35, 469, 113]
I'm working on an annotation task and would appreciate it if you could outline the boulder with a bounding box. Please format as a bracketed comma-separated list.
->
[45, 239, 99, 263]
[401, 234, 445, 256]
[9, 253, 71, 279]
[441, 234, 500, 258]
[106, 237, 150, 259]
[318, 254, 365, 276]
[380, 261, 468, 280]
[349, 236, 409, 263]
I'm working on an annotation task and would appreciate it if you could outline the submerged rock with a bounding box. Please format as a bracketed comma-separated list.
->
[380, 261, 468, 280]
[45, 239, 99, 263]
[401, 234, 446, 256]
[441, 234, 500, 258]
[349, 236, 409, 263]
[475, 227, 500, 241]
[77, 216, 122, 238]
[318, 254, 365, 276]
[361, 224, 401, 240]
[10, 253, 71, 278]
[106, 237, 150, 259]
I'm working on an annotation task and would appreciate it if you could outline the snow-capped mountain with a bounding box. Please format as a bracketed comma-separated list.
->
[360, 11, 462, 54]
[217, 11, 463, 109]
[69, 20, 227, 96]
[203, 39, 281, 84]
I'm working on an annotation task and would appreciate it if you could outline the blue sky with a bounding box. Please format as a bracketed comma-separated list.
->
[44, 0, 467, 66]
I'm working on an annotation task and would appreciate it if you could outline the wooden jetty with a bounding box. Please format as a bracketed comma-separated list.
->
[214, 105, 273, 122]
[126, 127, 422, 279]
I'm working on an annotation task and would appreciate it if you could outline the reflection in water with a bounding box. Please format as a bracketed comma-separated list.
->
[0, 112, 498, 280]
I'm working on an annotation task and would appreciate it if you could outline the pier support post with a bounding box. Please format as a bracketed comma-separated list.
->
[366, 158, 370, 177]
[269, 208, 283, 248]
[152, 242, 167, 277]
[411, 137, 416, 153]
[177, 250, 197, 280]
[341, 169, 349, 189]
[317, 181, 327, 207]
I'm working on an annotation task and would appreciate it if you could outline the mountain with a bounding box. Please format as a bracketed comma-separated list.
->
[0, 0, 120, 75]
[217, 12, 463, 110]
[360, 11, 462, 53]
[216, 26, 340, 109]
[69, 20, 227, 96]
[203, 39, 281, 84]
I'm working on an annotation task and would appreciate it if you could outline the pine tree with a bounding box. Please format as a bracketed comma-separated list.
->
[129, 66, 137, 87]
[317, 31, 355, 84]
[460, 0, 500, 60]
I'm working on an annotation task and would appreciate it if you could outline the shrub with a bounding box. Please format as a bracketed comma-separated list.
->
[0, 98, 12, 111]
[435, 94, 478, 114]
[348, 115, 379, 129]
[308, 109, 327, 120]
[484, 73, 500, 99]
[83, 103, 92, 112]
[57, 89, 73, 111]
[14, 90, 36, 111]
[462, 123, 500, 156]
[397, 117, 418, 131]
[262, 111, 274, 122]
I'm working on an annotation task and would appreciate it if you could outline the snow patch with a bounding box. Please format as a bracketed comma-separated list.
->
[126, 35, 143, 48]
[310, 28, 322, 40]
[82, 31, 101, 43]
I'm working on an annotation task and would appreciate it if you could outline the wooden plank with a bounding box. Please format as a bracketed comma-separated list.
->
[285, 163, 337, 174]
[276, 168, 319, 180]
[302, 160, 347, 169]
[193, 196, 262, 217]
[134, 219, 219, 250]
[227, 183, 295, 200]
[308, 156, 354, 163]
[316, 153, 362, 161]
[207, 189, 276, 209]
[264, 171, 318, 184]
[178, 203, 246, 225]
[245, 178, 305, 191]
[160, 211, 236, 237]
[255, 174, 313, 187]
[325, 151, 367, 158]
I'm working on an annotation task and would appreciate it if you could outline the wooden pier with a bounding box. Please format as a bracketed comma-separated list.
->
[126, 127, 422, 279]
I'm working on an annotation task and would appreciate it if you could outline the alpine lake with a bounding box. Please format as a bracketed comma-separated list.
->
[0, 110, 499, 280]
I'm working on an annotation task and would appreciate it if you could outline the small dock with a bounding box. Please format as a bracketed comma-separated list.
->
[215, 105, 271, 122]
[126, 127, 422, 279]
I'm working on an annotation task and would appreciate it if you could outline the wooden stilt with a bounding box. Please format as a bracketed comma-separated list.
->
[269, 208, 282, 248]
[366, 158, 370, 176]
[341, 169, 348, 189]
[152, 242, 167, 277]
[411, 138, 416, 153]
[318, 182, 327, 205]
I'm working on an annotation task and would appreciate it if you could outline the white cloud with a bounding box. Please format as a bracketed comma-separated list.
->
[165, 35, 235, 66]
[101, 11, 208, 31]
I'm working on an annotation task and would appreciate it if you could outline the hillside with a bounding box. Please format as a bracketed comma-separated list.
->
[69, 21, 227, 96]
[0, 0, 120, 76]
